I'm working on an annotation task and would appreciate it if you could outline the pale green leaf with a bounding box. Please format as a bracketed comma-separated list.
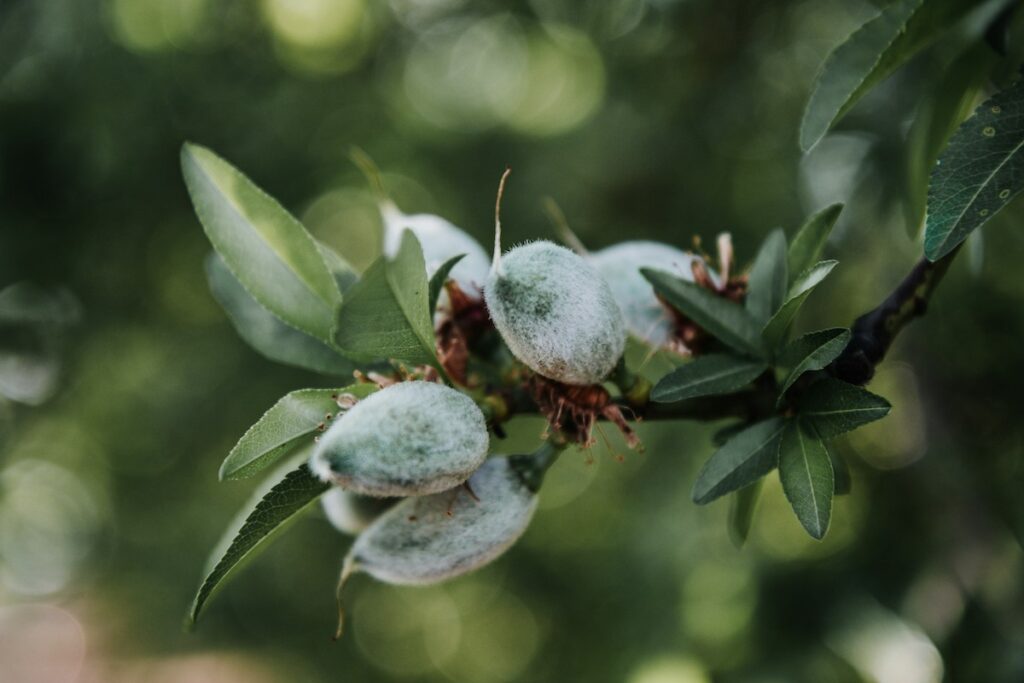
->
[692, 417, 786, 504]
[652, 354, 767, 403]
[428, 253, 465, 315]
[925, 76, 1024, 260]
[762, 260, 838, 348]
[777, 328, 851, 402]
[181, 143, 341, 342]
[219, 384, 378, 481]
[778, 420, 834, 539]
[745, 229, 788, 323]
[334, 230, 437, 367]
[205, 254, 355, 377]
[189, 463, 329, 626]
[787, 204, 842, 279]
[642, 269, 765, 358]
[797, 378, 891, 438]
[317, 240, 360, 295]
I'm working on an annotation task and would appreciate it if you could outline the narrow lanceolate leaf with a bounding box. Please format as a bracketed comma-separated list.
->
[652, 354, 767, 403]
[787, 204, 842, 279]
[778, 420, 834, 539]
[925, 77, 1024, 261]
[762, 260, 838, 348]
[219, 384, 378, 481]
[692, 417, 786, 504]
[797, 378, 891, 438]
[777, 328, 851, 401]
[745, 229, 788, 323]
[800, 0, 986, 152]
[906, 46, 994, 236]
[728, 480, 764, 548]
[428, 253, 466, 315]
[189, 464, 329, 626]
[642, 269, 765, 358]
[206, 254, 354, 377]
[335, 230, 437, 367]
[317, 241, 360, 295]
[181, 144, 341, 342]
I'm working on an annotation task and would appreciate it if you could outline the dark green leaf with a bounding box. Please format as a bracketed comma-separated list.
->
[762, 260, 838, 348]
[787, 204, 842, 279]
[712, 422, 747, 447]
[181, 143, 341, 342]
[652, 354, 767, 403]
[219, 384, 378, 481]
[777, 328, 851, 401]
[189, 463, 329, 626]
[334, 230, 438, 367]
[692, 417, 786, 504]
[728, 480, 763, 548]
[428, 253, 466, 315]
[800, 0, 986, 152]
[745, 229, 788, 323]
[925, 76, 1024, 260]
[642, 269, 765, 358]
[205, 254, 355, 377]
[797, 378, 891, 438]
[831, 446, 852, 495]
[905, 46, 994, 235]
[778, 420, 834, 539]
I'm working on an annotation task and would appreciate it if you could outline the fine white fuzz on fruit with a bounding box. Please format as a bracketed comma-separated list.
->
[484, 172, 626, 385]
[381, 201, 490, 292]
[309, 381, 489, 497]
[590, 241, 710, 347]
[345, 457, 537, 586]
[321, 488, 395, 535]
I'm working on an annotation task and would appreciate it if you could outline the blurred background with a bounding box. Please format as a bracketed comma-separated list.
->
[2, 0, 1024, 681]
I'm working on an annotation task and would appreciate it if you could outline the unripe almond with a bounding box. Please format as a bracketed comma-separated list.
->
[321, 488, 396, 535]
[309, 381, 489, 497]
[590, 241, 711, 347]
[484, 172, 626, 385]
[345, 457, 537, 586]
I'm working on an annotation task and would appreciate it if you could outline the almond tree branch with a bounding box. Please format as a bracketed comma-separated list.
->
[828, 245, 962, 385]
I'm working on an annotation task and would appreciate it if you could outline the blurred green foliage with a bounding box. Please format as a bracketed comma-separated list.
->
[2, 0, 1024, 681]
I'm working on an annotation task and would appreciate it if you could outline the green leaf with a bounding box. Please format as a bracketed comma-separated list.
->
[317, 241, 360, 295]
[181, 143, 341, 342]
[189, 463, 329, 626]
[652, 354, 767, 403]
[334, 230, 438, 367]
[642, 269, 765, 358]
[205, 254, 355, 377]
[692, 417, 786, 504]
[831, 446, 852, 495]
[762, 260, 838, 348]
[776, 328, 851, 402]
[925, 76, 1024, 260]
[745, 229, 788, 323]
[778, 420, 834, 539]
[905, 46, 994, 236]
[800, 0, 985, 152]
[797, 378, 891, 438]
[728, 480, 763, 548]
[428, 253, 466, 315]
[787, 204, 842, 279]
[219, 384, 378, 481]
